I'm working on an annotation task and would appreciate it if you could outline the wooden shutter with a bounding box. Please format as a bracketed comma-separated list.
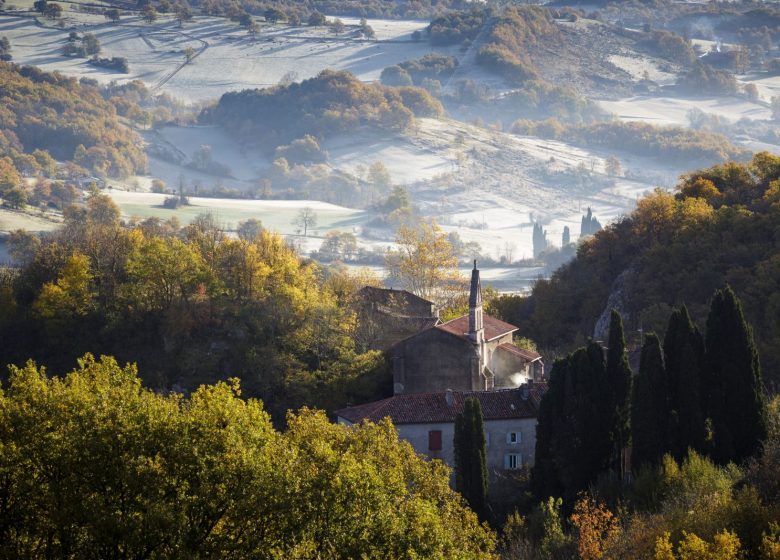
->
[428, 430, 442, 451]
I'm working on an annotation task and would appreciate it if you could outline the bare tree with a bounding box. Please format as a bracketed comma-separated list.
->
[293, 207, 317, 236]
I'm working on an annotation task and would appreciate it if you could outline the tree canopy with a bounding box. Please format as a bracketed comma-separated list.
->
[0, 354, 496, 558]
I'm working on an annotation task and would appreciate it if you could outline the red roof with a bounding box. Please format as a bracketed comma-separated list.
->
[497, 343, 542, 362]
[435, 314, 517, 342]
[335, 383, 547, 425]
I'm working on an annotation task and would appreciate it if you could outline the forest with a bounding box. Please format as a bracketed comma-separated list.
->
[0, 197, 391, 424]
[0, 63, 146, 179]
[496, 152, 780, 386]
[201, 70, 443, 155]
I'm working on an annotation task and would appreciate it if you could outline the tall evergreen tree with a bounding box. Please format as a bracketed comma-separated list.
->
[454, 398, 489, 519]
[532, 358, 566, 500]
[532, 342, 612, 503]
[663, 305, 706, 460]
[704, 286, 767, 464]
[631, 333, 669, 471]
[606, 310, 633, 477]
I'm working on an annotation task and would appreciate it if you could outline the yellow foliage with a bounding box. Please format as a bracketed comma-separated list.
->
[571, 495, 621, 560]
[761, 524, 780, 560]
[655, 530, 742, 560]
[385, 220, 465, 306]
[33, 252, 94, 320]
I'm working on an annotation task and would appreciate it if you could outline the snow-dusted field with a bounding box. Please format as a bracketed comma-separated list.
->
[0, 208, 61, 233]
[325, 132, 456, 184]
[599, 95, 772, 126]
[108, 190, 368, 235]
[0, 13, 450, 103]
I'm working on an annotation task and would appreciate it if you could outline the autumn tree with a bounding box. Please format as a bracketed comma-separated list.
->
[385, 220, 463, 307]
[570, 495, 621, 560]
[0, 355, 497, 558]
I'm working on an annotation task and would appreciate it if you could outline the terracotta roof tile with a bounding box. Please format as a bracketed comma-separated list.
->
[335, 383, 547, 425]
[436, 314, 518, 342]
[497, 343, 542, 362]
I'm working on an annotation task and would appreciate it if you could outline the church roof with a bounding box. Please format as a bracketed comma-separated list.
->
[497, 343, 542, 362]
[436, 314, 517, 342]
[335, 383, 547, 425]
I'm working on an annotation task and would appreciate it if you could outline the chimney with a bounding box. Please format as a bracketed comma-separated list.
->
[445, 388, 454, 406]
[468, 260, 484, 344]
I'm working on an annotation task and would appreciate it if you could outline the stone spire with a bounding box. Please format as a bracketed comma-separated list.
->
[468, 260, 484, 344]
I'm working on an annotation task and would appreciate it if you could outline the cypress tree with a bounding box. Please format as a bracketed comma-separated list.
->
[532, 343, 613, 503]
[663, 305, 706, 460]
[532, 358, 566, 500]
[631, 333, 668, 471]
[605, 310, 633, 476]
[704, 286, 767, 464]
[454, 398, 489, 519]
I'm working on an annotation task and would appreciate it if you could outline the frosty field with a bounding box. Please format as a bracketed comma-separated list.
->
[0, 13, 450, 102]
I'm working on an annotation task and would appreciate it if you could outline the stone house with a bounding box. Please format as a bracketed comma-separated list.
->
[335, 382, 547, 474]
[391, 262, 543, 395]
[353, 286, 440, 351]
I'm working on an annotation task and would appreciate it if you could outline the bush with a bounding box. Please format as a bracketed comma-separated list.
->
[88, 56, 129, 73]
[275, 135, 328, 165]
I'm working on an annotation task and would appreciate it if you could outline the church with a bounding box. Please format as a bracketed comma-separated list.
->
[390, 262, 543, 395]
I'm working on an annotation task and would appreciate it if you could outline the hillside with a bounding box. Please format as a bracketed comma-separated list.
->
[504, 152, 780, 384]
[0, 62, 146, 178]
[201, 69, 443, 152]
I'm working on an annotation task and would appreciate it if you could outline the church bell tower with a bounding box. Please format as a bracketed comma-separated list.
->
[468, 260, 484, 344]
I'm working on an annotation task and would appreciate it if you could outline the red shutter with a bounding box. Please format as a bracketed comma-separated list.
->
[428, 430, 442, 451]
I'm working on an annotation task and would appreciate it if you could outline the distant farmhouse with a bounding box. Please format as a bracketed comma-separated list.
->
[341, 262, 547, 478]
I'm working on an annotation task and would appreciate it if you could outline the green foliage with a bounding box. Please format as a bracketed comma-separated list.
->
[664, 306, 706, 460]
[632, 333, 669, 472]
[704, 286, 768, 464]
[455, 397, 489, 521]
[0, 354, 496, 558]
[532, 342, 613, 503]
[606, 310, 633, 474]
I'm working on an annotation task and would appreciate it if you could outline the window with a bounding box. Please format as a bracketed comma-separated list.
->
[505, 453, 522, 470]
[428, 430, 442, 451]
[485, 431, 490, 447]
[506, 431, 521, 444]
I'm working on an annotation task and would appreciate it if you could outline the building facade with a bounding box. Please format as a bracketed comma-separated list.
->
[391, 262, 543, 395]
[335, 383, 547, 475]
